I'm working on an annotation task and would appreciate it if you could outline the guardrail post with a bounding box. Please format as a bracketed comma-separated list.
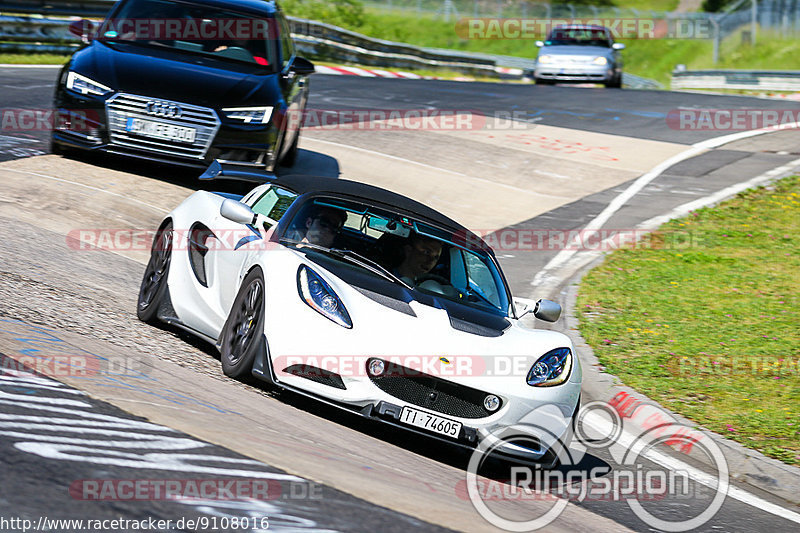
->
[712, 16, 721, 64]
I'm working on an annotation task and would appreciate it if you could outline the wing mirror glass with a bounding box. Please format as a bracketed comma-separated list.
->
[514, 297, 561, 322]
[535, 40, 544, 47]
[612, 43, 626, 50]
[220, 199, 256, 225]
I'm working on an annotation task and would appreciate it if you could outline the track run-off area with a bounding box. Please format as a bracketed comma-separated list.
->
[1, 65, 799, 532]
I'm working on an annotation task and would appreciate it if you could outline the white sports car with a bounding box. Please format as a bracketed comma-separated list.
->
[137, 163, 582, 463]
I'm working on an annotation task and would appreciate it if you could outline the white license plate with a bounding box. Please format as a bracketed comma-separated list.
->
[125, 118, 196, 144]
[400, 406, 462, 439]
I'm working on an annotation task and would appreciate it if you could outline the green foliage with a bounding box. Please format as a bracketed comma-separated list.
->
[577, 176, 800, 465]
[281, 0, 365, 27]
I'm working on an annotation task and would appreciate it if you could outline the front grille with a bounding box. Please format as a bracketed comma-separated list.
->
[368, 360, 500, 419]
[106, 93, 220, 159]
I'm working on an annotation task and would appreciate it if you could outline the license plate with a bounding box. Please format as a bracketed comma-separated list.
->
[125, 118, 196, 144]
[400, 406, 462, 439]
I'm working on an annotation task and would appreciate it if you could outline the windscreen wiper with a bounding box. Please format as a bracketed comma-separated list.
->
[279, 238, 412, 290]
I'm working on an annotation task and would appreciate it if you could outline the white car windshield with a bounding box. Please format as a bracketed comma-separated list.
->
[282, 198, 511, 316]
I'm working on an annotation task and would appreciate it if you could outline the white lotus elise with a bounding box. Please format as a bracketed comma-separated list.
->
[137, 164, 581, 462]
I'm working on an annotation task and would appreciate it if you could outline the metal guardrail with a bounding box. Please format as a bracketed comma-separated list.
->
[0, 0, 664, 87]
[672, 69, 800, 91]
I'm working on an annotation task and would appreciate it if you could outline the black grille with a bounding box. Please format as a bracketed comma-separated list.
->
[368, 360, 500, 419]
[283, 365, 346, 390]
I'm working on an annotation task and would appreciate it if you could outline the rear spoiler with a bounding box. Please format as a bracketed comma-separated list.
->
[198, 160, 277, 183]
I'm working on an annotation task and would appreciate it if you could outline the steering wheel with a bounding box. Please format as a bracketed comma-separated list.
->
[414, 273, 450, 285]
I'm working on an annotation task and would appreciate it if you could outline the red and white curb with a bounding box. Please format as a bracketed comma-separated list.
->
[315, 65, 423, 79]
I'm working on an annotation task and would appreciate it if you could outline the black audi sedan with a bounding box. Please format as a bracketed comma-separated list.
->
[52, 0, 314, 170]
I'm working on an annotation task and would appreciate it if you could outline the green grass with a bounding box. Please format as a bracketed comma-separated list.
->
[0, 53, 70, 64]
[576, 176, 800, 464]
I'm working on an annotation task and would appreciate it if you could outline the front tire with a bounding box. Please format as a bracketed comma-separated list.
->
[137, 222, 173, 323]
[220, 268, 266, 378]
[280, 130, 299, 167]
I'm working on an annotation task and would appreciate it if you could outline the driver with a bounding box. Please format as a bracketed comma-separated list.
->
[395, 233, 443, 286]
[301, 206, 346, 248]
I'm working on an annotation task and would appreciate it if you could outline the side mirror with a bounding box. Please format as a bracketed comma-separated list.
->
[69, 19, 94, 44]
[612, 43, 626, 50]
[513, 297, 561, 322]
[289, 56, 315, 76]
[220, 199, 256, 225]
[535, 40, 544, 47]
[533, 299, 561, 322]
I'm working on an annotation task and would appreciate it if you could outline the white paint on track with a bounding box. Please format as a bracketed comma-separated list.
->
[583, 411, 800, 526]
[531, 122, 800, 289]
[303, 136, 564, 197]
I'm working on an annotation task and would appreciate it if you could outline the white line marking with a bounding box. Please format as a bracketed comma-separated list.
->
[0, 167, 169, 214]
[303, 136, 564, 197]
[583, 411, 800, 525]
[1, 84, 53, 89]
[531, 122, 800, 289]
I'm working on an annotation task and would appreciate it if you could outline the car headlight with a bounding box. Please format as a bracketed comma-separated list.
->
[593, 56, 608, 65]
[65, 71, 112, 96]
[537, 55, 554, 64]
[527, 347, 572, 387]
[222, 107, 273, 124]
[297, 265, 352, 328]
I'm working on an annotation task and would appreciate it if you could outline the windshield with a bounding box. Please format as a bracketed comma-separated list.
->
[99, 0, 278, 69]
[546, 28, 611, 47]
[282, 198, 511, 316]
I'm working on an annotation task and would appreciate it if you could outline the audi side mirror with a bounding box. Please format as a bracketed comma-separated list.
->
[69, 19, 94, 44]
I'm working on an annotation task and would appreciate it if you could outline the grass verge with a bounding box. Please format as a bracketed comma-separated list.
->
[0, 53, 70, 65]
[576, 176, 799, 465]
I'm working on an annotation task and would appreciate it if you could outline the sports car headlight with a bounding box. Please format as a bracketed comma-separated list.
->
[593, 56, 608, 65]
[527, 347, 572, 387]
[65, 71, 112, 96]
[537, 55, 554, 64]
[222, 107, 273, 124]
[297, 266, 352, 328]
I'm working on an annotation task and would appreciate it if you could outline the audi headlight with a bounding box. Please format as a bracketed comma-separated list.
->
[297, 266, 352, 328]
[527, 347, 572, 387]
[593, 56, 608, 65]
[537, 55, 554, 64]
[222, 107, 273, 124]
[65, 71, 112, 96]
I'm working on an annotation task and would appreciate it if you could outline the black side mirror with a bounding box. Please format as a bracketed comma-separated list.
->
[289, 56, 315, 76]
[69, 19, 95, 44]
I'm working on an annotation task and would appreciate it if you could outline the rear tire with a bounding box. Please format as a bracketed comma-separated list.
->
[220, 268, 266, 378]
[137, 222, 173, 323]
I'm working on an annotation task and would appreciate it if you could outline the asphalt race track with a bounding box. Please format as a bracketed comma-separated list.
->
[1, 65, 799, 532]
